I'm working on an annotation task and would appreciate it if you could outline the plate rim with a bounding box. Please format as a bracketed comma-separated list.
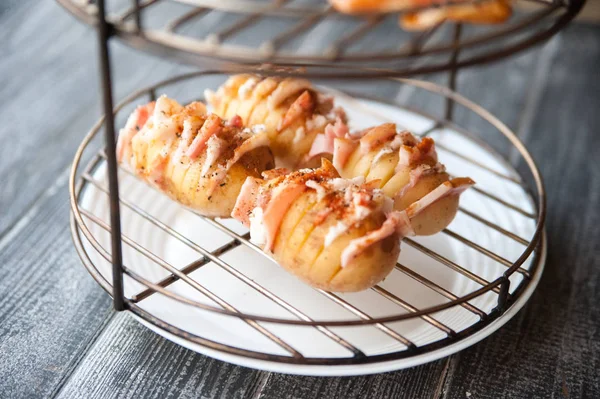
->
[68, 77, 546, 376]
[128, 233, 546, 376]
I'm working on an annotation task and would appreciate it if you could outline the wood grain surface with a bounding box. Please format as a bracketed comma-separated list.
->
[0, 1, 598, 398]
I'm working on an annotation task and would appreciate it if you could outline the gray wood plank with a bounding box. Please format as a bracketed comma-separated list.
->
[0, 176, 114, 399]
[1, 1, 599, 398]
[0, 1, 193, 239]
[256, 360, 450, 399]
[439, 24, 600, 399]
[54, 313, 265, 399]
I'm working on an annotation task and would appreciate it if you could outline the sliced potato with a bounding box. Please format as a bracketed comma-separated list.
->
[207, 75, 337, 168]
[119, 95, 275, 218]
[333, 127, 472, 236]
[233, 160, 403, 292]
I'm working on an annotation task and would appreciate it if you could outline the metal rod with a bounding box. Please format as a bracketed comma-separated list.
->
[130, 237, 245, 302]
[321, 291, 416, 348]
[436, 142, 523, 184]
[403, 238, 500, 293]
[211, 14, 262, 43]
[401, 22, 444, 55]
[83, 173, 365, 356]
[493, 277, 511, 313]
[458, 207, 529, 245]
[148, 88, 157, 102]
[262, 10, 328, 53]
[120, 0, 157, 27]
[445, 23, 462, 122]
[372, 286, 456, 336]
[469, 185, 536, 218]
[209, 0, 289, 43]
[80, 209, 304, 358]
[417, 123, 441, 138]
[442, 228, 530, 277]
[134, 0, 142, 32]
[96, 0, 125, 312]
[327, 16, 384, 59]
[200, 216, 414, 346]
[395, 262, 486, 318]
[165, 7, 209, 32]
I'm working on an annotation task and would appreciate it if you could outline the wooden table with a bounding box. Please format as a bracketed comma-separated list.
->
[1, 2, 599, 398]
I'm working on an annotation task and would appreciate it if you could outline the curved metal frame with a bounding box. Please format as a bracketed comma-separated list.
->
[69, 71, 546, 364]
[56, 0, 584, 78]
[55, 0, 569, 367]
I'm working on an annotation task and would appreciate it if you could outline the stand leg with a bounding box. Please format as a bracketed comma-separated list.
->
[97, 0, 125, 311]
[445, 23, 462, 122]
[133, 0, 142, 32]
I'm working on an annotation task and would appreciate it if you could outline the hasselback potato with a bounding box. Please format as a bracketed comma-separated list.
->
[231, 160, 414, 292]
[206, 74, 343, 169]
[308, 123, 474, 235]
[117, 95, 275, 217]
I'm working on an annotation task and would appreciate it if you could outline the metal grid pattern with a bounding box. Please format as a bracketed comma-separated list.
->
[69, 71, 546, 364]
[57, 0, 584, 77]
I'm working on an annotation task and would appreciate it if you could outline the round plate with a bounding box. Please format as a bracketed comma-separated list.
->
[74, 96, 545, 376]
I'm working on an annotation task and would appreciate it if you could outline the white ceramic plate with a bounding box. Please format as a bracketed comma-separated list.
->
[76, 97, 544, 376]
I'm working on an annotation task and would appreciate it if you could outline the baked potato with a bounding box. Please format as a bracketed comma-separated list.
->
[231, 159, 412, 292]
[205, 74, 343, 169]
[327, 0, 511, 31]
[401, 0, 511, 31]
[308, 123, 474, 235]
[117, 95, 275, 217]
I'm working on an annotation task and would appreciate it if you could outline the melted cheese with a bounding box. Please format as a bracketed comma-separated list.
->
[324, 221, 349, 247]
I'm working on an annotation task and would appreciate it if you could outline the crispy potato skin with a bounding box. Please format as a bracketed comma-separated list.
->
[338, 141, 457, 236]
[208, 75, 335, 168]
[327, 0, 511, 31]
[123, 97, 275, 218]
[393, 172, 458, 236]
[272, 191, 400, 292]
[160, 146, 274, 217]
[401, 1, 511, 31]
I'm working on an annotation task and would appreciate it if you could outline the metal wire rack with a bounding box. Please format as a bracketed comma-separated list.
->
[55, 0, 578, 369]
[57, 0, 584, 78]
[70, 71, 546, 365]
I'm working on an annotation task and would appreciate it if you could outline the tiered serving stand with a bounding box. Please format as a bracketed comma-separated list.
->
[59, 0, 583, 375]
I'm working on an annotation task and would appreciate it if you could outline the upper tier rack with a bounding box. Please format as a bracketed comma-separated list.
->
[57, 0, 583, 78]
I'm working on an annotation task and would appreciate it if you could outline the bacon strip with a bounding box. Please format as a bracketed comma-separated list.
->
[262, 183, 307, 252]
[395, 164, 435, 200]
[332, 138, 358, 170]
[307, 134, 332, 158]
[227, 133, 270, 170]
[307, 117, 350, 161]
[228, 115, 243, 128]
[279, 91, 314, 131]
[201, 136, 226, 177]
[405, 177, 475, 218]
[186, 114, 222, 160]
[116, 102, 155, 163]
[267, 78, 313, 110]
[116, 110, 140, 163]
[340, 211, 405, 268]
[231, 177, 262, 227]
[396, 210, 415, 237]
[359, 123, 397, 154]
